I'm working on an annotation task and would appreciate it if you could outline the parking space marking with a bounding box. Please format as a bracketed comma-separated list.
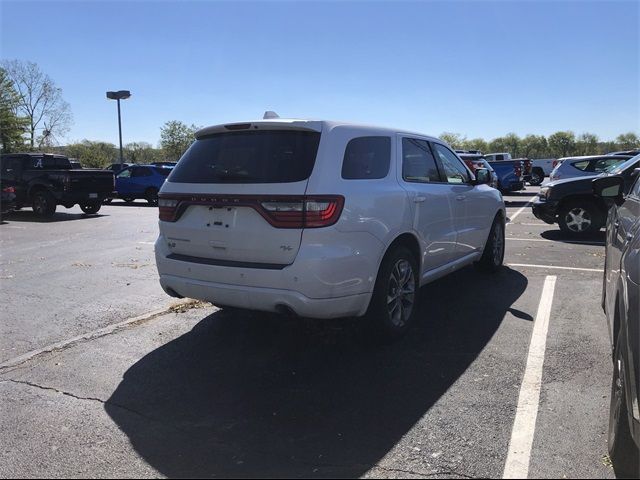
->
[506, 195, 539, 223]
[507, 263, 603, 273]
[503, 275, 557, 479]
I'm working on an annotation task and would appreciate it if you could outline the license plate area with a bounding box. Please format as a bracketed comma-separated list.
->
[89, 193, 98, 199]
[206, 206, 237, 229]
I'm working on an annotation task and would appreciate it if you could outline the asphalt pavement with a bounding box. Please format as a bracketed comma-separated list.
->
[0, 188, 619, 478]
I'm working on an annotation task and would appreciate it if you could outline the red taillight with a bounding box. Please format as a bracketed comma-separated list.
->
[552, 160, 558, 169]
[158, 198, 179, 221]
[2, 186, 15, 193]
[158, 195, 344, 228]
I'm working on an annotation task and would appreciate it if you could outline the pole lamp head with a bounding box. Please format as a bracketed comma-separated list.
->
[106, 90, 131, 100]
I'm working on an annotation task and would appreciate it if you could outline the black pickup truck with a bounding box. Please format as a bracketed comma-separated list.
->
[0, 153, 115, 217]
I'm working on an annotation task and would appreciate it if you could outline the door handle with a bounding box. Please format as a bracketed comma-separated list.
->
[614, 220, 620, 228]
[414, 196, 426, 203]
[456, 195, 466, 201]
[627, 232, 635, 241]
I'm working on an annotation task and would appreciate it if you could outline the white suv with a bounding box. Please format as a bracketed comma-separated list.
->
[155, 118, 506, 338]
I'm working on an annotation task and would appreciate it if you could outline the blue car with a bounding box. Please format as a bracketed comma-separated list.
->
[109, 165, 173, 205]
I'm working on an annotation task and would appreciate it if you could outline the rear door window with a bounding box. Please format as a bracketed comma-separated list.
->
[572, 160, 590, 171]
[402, 138, 441, 183]
[169, 130, 321, 184]
[341, 136, 390, 179]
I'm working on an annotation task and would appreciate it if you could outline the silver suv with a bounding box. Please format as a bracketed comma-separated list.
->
[155, 118, 506, 338]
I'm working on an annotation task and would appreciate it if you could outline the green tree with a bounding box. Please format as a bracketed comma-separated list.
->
[615, 132, 640, 150]
[2, 60, 72, 149]
[487, 137, 508, 154]
[461, 138, 488, 153]
[502, 132, 521, 158]
[65, 140, 118, 168]
[125, 141, 162, 164]
[439, 132, 466, 149]
[520, 134, 548, 159]
[160, 121, 199, 161]
[575, 133, 599, 156]
[0, 67, 28, 153]
[548, 131, 576, 158]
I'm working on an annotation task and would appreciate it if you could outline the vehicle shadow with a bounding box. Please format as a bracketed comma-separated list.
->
[2, 210, 107, 223]
[105, 266, 529, 478]
[540, 229, 606, 245]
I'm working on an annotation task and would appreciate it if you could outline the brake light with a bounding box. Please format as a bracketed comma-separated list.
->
[2, 186, 15, 193]
[158, 195, 344, 228]
[158, 198, 179, 221]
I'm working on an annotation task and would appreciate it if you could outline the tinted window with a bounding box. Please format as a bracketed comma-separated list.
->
[117, 168, 132, 179]
[572, 160, 590, 171]
[402, 138, 441, 183]
[592, 158, 623, 173]
[341, 136, 390, 180]
[169, 130, 321, 184]
[630, 176, 640, 198]
[432, 143, 471, 184]
[131, 167, 152, 177]
[154, 167, 173, 177]
[495, 154, 504, 161]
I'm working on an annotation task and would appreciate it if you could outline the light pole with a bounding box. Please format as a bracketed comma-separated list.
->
[106, 90, 131, 164]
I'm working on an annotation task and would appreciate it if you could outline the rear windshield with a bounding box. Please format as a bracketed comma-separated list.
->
[154, 167, 173, 176]
[168, 130, 321, 184]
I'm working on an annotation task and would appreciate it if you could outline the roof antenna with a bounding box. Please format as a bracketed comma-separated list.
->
[263, 111, 280, 119]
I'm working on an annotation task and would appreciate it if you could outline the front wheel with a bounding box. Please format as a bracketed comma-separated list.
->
[80, 202, 101, 215]
[366, 246, 419, 342]
[475, 216, 505, 273]
[558, 201, 601, 235]
[608, 331, 639, 477]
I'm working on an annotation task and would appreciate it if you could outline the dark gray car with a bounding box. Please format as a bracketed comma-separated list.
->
[593, 172, 640, 477]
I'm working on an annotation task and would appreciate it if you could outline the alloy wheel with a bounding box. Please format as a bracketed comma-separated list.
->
[565, 207, 592, 232]
[386, 259, 416, 328]
[493, 223, 504, 265]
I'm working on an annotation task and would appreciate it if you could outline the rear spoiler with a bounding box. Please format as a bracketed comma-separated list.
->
[196, 120, 323, 139]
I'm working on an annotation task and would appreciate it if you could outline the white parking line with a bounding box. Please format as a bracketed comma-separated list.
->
[507, 263, 603, 273]
[503, 275, 557, 479]
[506, 195, 538, 223]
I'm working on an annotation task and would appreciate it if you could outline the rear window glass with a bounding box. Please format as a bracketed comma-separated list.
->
[154, 167, 173, 176]
[341, 136, 390, 179]
[168, 130, 320, 184]
[571, 160, 590, 171]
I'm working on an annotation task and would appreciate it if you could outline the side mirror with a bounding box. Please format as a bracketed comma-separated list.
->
[474, 168, 491, 185]
[593, 176, 624, 205]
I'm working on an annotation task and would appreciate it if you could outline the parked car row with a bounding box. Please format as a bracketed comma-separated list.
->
[456, 151, 528, 191]
[533, 154, 640, 235]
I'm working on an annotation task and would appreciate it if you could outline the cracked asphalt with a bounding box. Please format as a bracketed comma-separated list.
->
[0, 190, 621, 478]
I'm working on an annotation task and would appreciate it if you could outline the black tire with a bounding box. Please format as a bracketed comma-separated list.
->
[608, 330, 640, 478]
[31, 190, 56, 218]
[366, 245, 419, 342]
[475, 215, 505, 273]
[558, 200, 602, 235]
[122, 197, 135, 204]
[145, 188, 159, 206]
[80, 202, 101, 215]
[529, 168, 544, 186]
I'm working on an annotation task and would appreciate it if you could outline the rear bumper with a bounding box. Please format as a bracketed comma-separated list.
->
[55, 191, 115, 205]
[159, 274, 370, 319]
[154, 228, 384, 319]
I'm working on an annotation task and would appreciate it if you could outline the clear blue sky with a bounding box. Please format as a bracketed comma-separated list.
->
[1, 0, 638, 147]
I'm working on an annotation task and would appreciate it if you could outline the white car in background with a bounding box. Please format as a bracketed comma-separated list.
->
[549, 155, 630, 182]
[154, 116, 506, 340]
